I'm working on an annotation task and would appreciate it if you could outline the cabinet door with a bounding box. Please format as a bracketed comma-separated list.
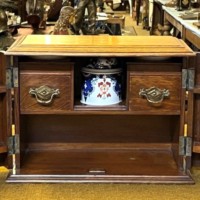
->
[0, 53, 12, 165]
[0, 53, 7, 162]
[0, 53, 7, 153]
[192, 53, 200, 158]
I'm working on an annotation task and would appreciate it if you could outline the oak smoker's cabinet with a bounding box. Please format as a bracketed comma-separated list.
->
[0, 35, 197, 183]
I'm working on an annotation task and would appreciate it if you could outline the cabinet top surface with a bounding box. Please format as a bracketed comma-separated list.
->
[5, 35, 195, 57]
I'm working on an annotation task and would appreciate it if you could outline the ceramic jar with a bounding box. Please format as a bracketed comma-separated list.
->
[81, 58, 122, 106]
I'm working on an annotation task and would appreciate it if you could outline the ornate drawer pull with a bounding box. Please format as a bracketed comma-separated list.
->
[29, 85, 60, 105]
[139, 87, 170, 104]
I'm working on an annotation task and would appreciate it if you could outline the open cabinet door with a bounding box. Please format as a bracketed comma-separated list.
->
[192, 53, 200, 166]
[0, 52, 8, 164]
[0, 52, 13, 168]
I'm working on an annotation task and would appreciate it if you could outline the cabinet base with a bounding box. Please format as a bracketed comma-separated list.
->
[6, 173, 194, 184]
[6, 146, 195, 184]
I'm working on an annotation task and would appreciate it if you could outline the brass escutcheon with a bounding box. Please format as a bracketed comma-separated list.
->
[29, 85, 60, 105]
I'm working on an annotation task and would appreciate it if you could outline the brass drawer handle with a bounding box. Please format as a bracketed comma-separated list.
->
[29, 85, 60, 105]
[139, 86, 170, 104]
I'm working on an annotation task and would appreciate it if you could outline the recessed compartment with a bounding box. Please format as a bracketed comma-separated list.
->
[13, 114, 186, 183]
[11, 58, 191, 183]
[19, 62, 74, 113]
[74, 58, 127, 111]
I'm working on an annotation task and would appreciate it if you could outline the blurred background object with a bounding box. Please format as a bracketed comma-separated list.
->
[0, 8, 15, 50]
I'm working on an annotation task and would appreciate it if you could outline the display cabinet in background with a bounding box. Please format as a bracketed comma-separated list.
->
[150, 0, 165, 35]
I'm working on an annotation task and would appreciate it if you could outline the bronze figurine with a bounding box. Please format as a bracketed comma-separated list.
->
[53, 6, 75, 35]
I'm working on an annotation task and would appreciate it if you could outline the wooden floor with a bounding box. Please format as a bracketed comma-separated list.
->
[105, 4, 150, 36]
[124, 13, 150, 36]
[102, 1, 150, 36]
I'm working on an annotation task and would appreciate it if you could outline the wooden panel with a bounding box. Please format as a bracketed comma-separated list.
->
[6, 35, 195, 56]
[0, 53, 6, 87]
[0, 53, 7, 155]
[19, 148, 180, 175]
[185, 29, 200, 50]
[0, 95, 7, 153]
[193, 95, 200, 147]
[0, 86, 6, 93]
[20, 115, 179, 143]
[6, 147, 194, 184]
[192, 53, 200, 154]
[129, 72, 181, 112]
[164, 12, 183, 34]
[20, 62, 73, 113]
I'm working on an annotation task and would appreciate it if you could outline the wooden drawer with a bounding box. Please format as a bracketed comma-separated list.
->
[20, 64, 73, 113]
[129, 72, 182, 112]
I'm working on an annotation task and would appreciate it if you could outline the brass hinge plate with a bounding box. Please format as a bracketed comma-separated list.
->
[179, 136, 192, 156]
[8, 135, 19, 155]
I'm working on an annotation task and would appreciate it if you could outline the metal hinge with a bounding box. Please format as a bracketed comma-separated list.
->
[6, 68, 12, 89]
[8, 135, 19, 155]
[6, 67, 18, 89]
[179, 136, 192, 156]
[13, 67, 18, 87]
[182, 69, 194, 90]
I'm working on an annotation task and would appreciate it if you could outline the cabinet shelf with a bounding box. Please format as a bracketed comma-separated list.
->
[20, 109, 181, 115]
[74, 100, 127, 111]
[0, 85, 6, 94]
[193, 87, 200, 94]
[0, 143, 7, 153]
[6, 144, 194, 183]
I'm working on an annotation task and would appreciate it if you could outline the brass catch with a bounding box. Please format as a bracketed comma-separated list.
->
[88, 169, 106, 175]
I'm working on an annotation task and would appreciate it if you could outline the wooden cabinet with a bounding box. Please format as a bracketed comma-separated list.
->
[0, 53, 7, 156]
[0, 35, 197, 183]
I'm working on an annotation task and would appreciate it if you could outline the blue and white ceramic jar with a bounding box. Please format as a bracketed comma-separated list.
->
[81, 58, 122, 106]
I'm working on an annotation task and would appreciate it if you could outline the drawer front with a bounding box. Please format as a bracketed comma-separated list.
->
[129, 72, 181, 112]
[20, 69, 73, 113]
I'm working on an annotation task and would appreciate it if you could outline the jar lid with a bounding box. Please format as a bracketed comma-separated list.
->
[86, 58, 118, 69]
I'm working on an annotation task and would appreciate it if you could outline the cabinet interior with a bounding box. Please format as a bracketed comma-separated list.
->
[20, 114, 180, 175]
[16, 57, 184, 177]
